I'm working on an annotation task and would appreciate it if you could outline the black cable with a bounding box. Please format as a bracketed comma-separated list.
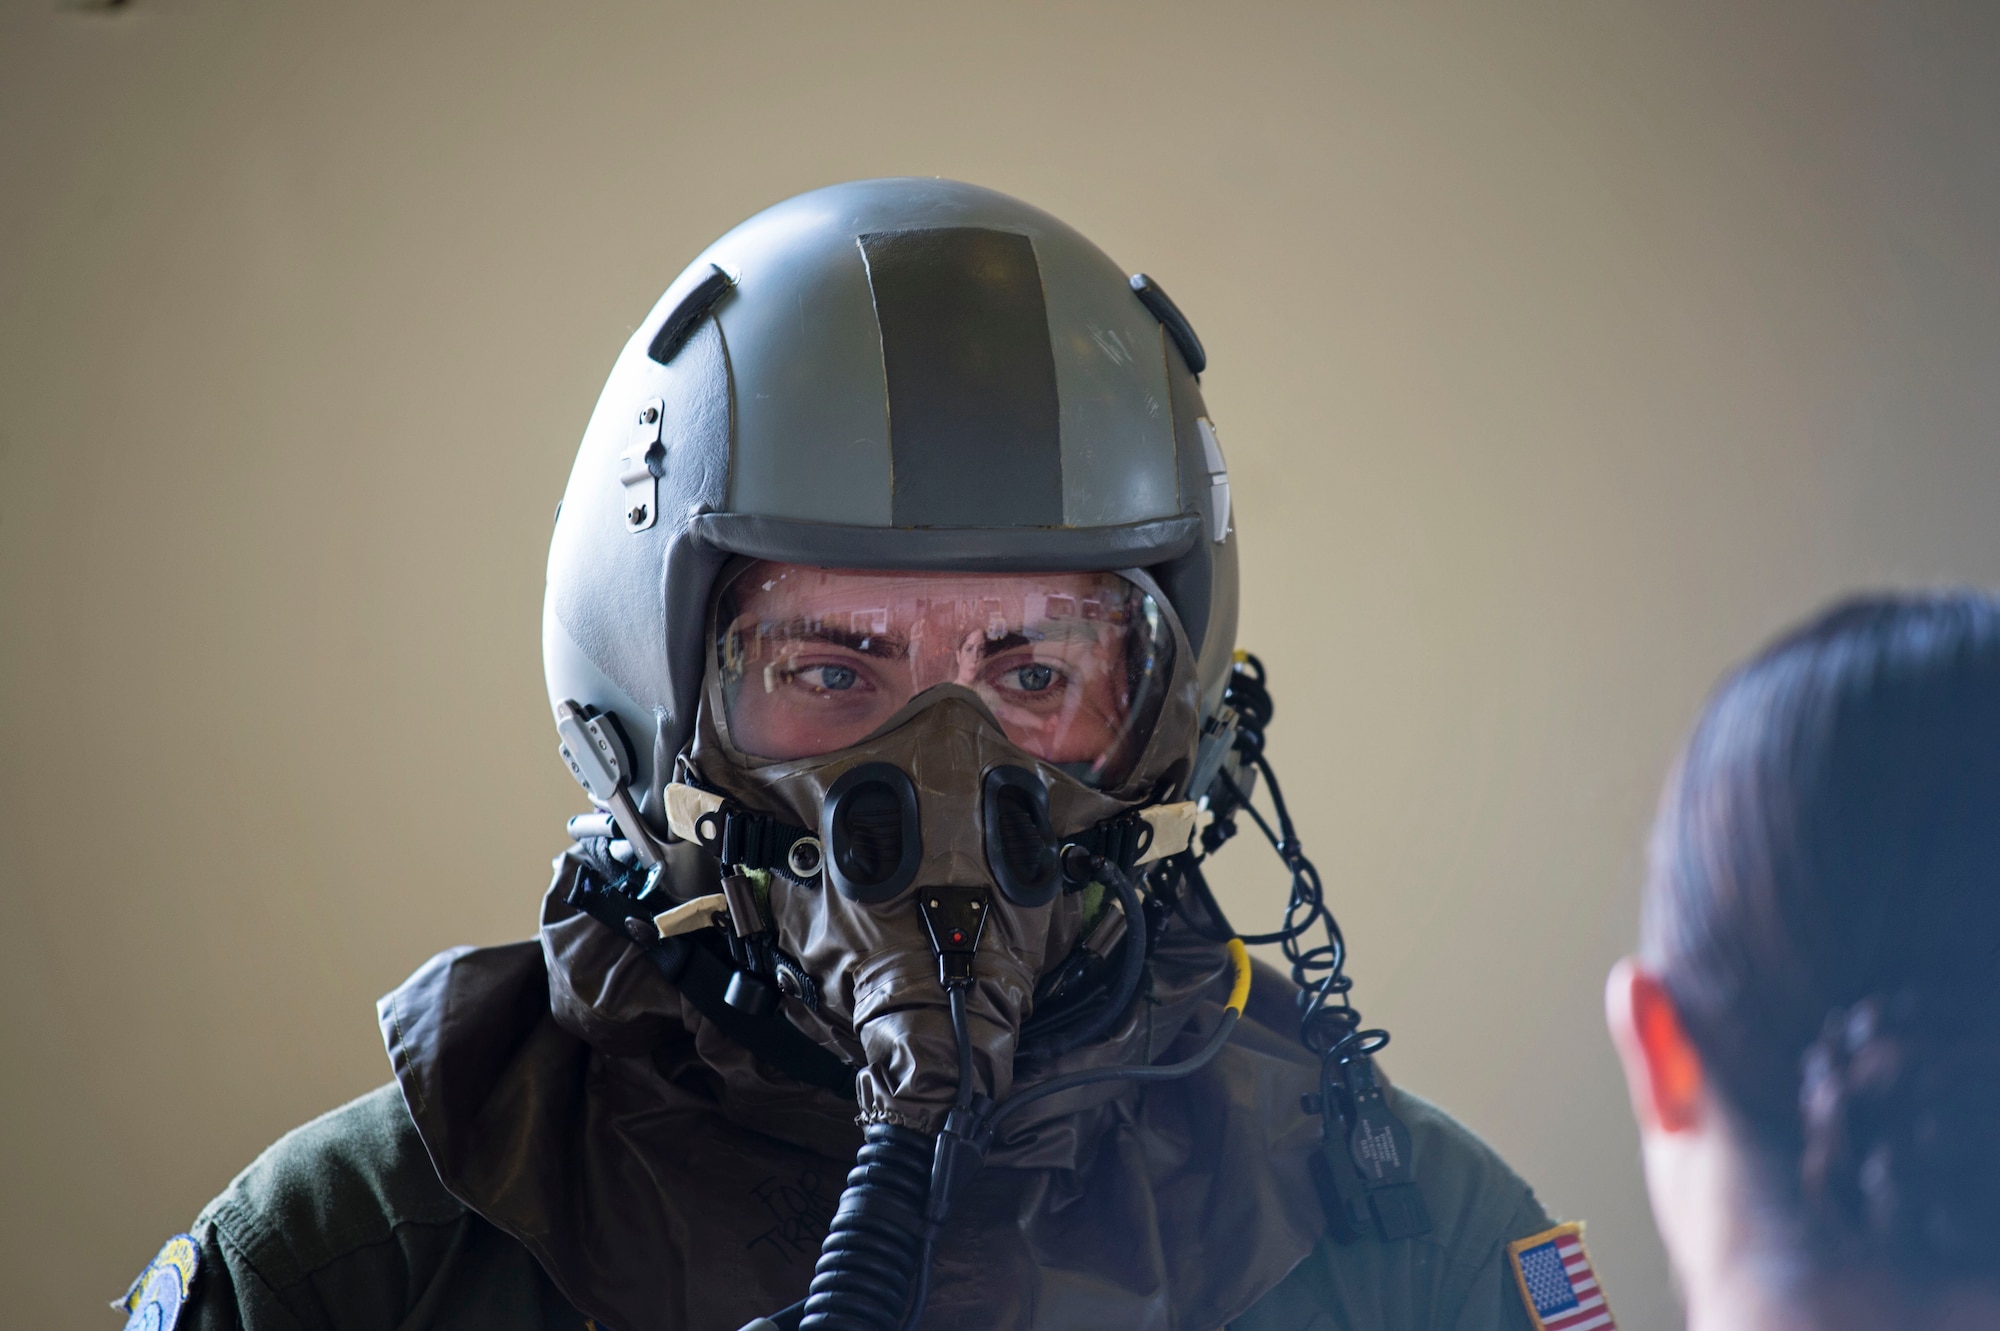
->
[901, 1232, 936, 1331]
[898, 981, 982, 1331]
[1184, 656, 1387, 1066]
[1218, 766, 1322, 947]
[988, 1006, 1241, 1131]
[1169, 853, 1238, 942]
[1016, 857, 1149, 1059]
[949, 986, 974, 1113]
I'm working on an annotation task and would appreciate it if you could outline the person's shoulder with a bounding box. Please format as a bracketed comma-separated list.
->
[1232, 1082, 1555, 1331]
[123, 1084, 574, 1329]
[1393, 1084, 1549, 1242]
[197, 1082, 466, 1287]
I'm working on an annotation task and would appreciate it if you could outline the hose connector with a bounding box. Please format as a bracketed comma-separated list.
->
[917, 888, 989, 989]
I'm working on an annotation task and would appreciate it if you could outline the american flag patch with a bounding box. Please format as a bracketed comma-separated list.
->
[1506, 1222, 1617, 1331]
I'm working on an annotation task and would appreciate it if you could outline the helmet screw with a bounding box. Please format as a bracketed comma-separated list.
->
[639, 405, 660, 424]
[627, 504, 649, 525]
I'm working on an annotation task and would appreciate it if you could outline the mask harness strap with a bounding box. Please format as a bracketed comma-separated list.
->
[561, 852, 859, 1099]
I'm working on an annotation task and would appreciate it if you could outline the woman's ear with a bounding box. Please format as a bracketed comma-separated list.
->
[1605, 957, 1705, 1134]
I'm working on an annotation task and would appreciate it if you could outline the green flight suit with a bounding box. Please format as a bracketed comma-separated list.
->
[139, 1081, 1550, 1330]
[121, 892, 1557, 1331]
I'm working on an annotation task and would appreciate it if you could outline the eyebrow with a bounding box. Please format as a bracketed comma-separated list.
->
[750, 618, 908, 659]
[1006, 620, 1106, 646]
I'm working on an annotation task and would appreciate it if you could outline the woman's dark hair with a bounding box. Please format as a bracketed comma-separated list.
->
[1643, 590, 2000, 1285]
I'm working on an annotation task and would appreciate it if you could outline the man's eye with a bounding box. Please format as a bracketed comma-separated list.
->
[1009, 663, 1057, 692]
[810, 665, 858, 692]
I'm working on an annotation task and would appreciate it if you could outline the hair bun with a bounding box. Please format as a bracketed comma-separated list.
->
[1798, 992, 2000, 1275]
[1800, 997, 1910, 1226]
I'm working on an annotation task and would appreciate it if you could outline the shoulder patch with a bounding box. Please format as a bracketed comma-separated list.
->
[113, 1234, 199, 1331]
[1506, 1222, 1617, 1331]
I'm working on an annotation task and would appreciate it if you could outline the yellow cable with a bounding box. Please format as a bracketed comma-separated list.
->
[1224, 937, 1252, 1014]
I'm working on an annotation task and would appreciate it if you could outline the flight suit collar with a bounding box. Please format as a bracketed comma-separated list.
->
[379, 858, 1328, 1331]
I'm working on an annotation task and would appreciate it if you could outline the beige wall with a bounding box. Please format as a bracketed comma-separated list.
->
[6, 2, 2000, 1326]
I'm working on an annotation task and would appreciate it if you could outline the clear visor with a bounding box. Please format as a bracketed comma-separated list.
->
[713, 561, 1177, 788]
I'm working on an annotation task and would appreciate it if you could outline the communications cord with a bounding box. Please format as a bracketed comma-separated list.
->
[1172, 654, 1387, 1066]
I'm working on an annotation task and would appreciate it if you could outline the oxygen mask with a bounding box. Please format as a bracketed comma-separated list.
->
[680, 561, 1199, 1130]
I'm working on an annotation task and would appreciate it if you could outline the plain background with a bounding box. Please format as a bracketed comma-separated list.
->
[6, 2, 2000, 1326]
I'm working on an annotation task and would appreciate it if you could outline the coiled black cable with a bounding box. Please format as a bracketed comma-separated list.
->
[797, 1123, 934, 1331]
[1177, 654, 1388, 1065]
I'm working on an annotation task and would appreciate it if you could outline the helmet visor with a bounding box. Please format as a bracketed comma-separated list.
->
[714, 561, 1176, 788]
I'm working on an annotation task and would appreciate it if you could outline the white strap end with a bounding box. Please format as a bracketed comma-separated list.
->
[651, 892, 729, 940]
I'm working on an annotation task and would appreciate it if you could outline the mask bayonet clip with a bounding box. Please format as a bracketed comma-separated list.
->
[917, 888, 990, 989]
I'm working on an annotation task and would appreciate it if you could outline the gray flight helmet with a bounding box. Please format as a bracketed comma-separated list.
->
[544, 177, 1238, 832]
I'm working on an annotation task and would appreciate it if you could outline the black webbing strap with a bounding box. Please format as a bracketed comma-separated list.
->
[1068, 813, 1153, 875]
[565, 868, 858, 1100]
[709, 806, 816, 882]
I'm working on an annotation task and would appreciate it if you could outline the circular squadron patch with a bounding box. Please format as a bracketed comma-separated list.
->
[115, 1234, 199, 1331]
